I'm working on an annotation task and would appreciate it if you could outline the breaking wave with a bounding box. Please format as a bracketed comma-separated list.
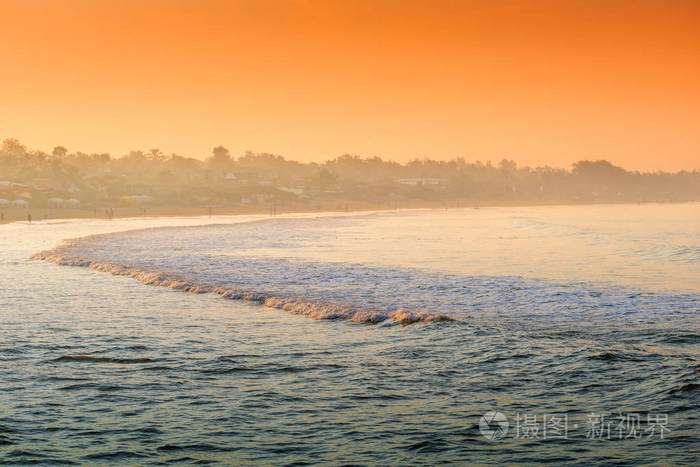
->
[31, 247, 451, 324]
[29, 210, 699, 328]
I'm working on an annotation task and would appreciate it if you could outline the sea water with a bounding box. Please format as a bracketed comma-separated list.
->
[1, 204, 698, 464]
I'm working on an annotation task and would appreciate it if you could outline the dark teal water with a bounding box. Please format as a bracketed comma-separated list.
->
[1, 208, 698, 465]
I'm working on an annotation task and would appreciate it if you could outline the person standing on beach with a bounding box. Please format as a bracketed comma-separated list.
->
[27, 213, 32, 224]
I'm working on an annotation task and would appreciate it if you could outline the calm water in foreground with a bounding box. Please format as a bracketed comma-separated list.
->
[0, 205, 698, 465]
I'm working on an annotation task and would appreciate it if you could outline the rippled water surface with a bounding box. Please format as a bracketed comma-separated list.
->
[1, 205, 698, 465]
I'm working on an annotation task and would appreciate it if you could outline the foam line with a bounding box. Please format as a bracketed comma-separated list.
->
[31, 247, 453, 324]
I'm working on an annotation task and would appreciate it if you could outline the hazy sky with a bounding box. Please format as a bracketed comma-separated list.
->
[1, 0, 698, 171]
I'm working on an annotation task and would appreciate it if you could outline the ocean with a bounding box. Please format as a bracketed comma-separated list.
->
[1, 204, 698, 464]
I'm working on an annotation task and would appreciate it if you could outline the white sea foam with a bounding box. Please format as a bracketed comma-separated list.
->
[30, 207, 699, 329]
[30, 246, 452, 324]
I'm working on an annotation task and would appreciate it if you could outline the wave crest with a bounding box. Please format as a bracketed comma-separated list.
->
[31, 248, 452, 324]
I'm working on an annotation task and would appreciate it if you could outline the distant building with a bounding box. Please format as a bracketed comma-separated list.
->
[33, 179, 67, 192]
[395, 178, 444, 186]
[277, 186, 304, 196]
[47, 197, 65, 208]
[120, 195, 153, 204]
[0, 181, 33, 197]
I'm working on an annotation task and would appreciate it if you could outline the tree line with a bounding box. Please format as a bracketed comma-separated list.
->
[1, 138, 698, 208]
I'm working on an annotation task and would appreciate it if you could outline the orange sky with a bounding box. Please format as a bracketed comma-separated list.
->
[1, 0, 698, 171]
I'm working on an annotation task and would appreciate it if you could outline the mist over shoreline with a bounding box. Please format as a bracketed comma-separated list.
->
[1, 138, 698, 216]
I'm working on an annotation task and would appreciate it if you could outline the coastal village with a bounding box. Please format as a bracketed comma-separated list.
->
[1, 139, 699, 221]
